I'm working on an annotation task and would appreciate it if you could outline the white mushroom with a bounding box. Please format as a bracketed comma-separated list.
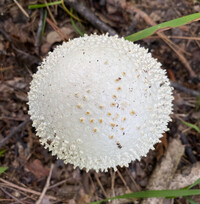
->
[28, 34, 173, 172]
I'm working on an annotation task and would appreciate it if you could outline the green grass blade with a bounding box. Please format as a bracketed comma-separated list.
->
[41, 9, 48, 37]
[70, 16, 84, 36]
[0, 149, 6, 157]
[29, 1, 62, 9]
[70, 9, 84, 37]
[0, 167, 8, 175]
[90, 189, 200, 204]
[186, 197, 198, 204]
[125, 13, 200, 42]
[61, 0, 84, 22]
[188, 178, 200, 189]
[182, 121, 200, 133]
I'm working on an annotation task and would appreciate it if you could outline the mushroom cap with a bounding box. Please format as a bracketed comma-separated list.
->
[28, 34, 173, 172]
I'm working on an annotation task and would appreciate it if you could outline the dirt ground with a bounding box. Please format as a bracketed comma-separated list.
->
[0, 0, 200, 203]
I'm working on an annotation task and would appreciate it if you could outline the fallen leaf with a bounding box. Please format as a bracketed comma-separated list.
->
[41, 197, 51, 204]
[155, 133, 168, 161]
[25, 159, 49, 179]
[46, 27, 73, 45]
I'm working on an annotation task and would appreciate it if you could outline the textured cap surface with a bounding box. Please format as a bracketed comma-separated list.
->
[28, 34, 173, 172]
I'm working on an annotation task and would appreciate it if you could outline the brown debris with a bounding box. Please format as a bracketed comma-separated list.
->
[25, 159, 50, 180]
[142, 138, 185, 204]
[64, 0, 117, 35]
[170, 162, 200, 189]
[0, 0, 200, 203]
[123, 3, 198, 79]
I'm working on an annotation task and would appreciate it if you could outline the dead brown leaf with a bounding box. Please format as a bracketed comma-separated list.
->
[46, 27, 74, 45]
[25, 159, 49, 179]
[155, 133, 168, 161]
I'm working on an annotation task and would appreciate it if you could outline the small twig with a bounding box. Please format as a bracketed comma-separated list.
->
[117, 170, 130, 192]
[36, 163, 54, 204]
[94, 173, 108, 198]
[46, 18, 68, 41]
[0, 184, 36, 203]
[159, 32, 191, 56]
[146, 35, 200, 41]
[11, 196, 29, 204]
[61, 0, 84, 22]
[180, 133, 197, 164]
[64, 0, 117, 35]
[0, 187, 25, 204]
[0, 65, 13, 72]
[170, 81, 199, 97]
[35, 9, 44, 55]
[0, 178, 57, 201]
[125, 169, 141, 191]
[110, 169, 116, 203]
[160, 32, 196, 77]
[0, 118, 31, 148]
[123, 4, 197, 79]
[48, 177, 70, 190]
[0, 199, 14, 202]
[82, 171, 90, 194]
[13, 0, 29, 18]
[88, 173, 96, 193]
[174, 115, 194, 134]
[0, 117, 27, 121]
[44, 0, 57, 25]
[195, 39, 200, 48]
[0, 28, 11, 42]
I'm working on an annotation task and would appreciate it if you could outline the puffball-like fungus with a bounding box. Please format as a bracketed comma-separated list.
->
[28, 34, 173, 172]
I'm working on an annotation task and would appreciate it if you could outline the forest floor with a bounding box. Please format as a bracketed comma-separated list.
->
[0, 0, 200, 204]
